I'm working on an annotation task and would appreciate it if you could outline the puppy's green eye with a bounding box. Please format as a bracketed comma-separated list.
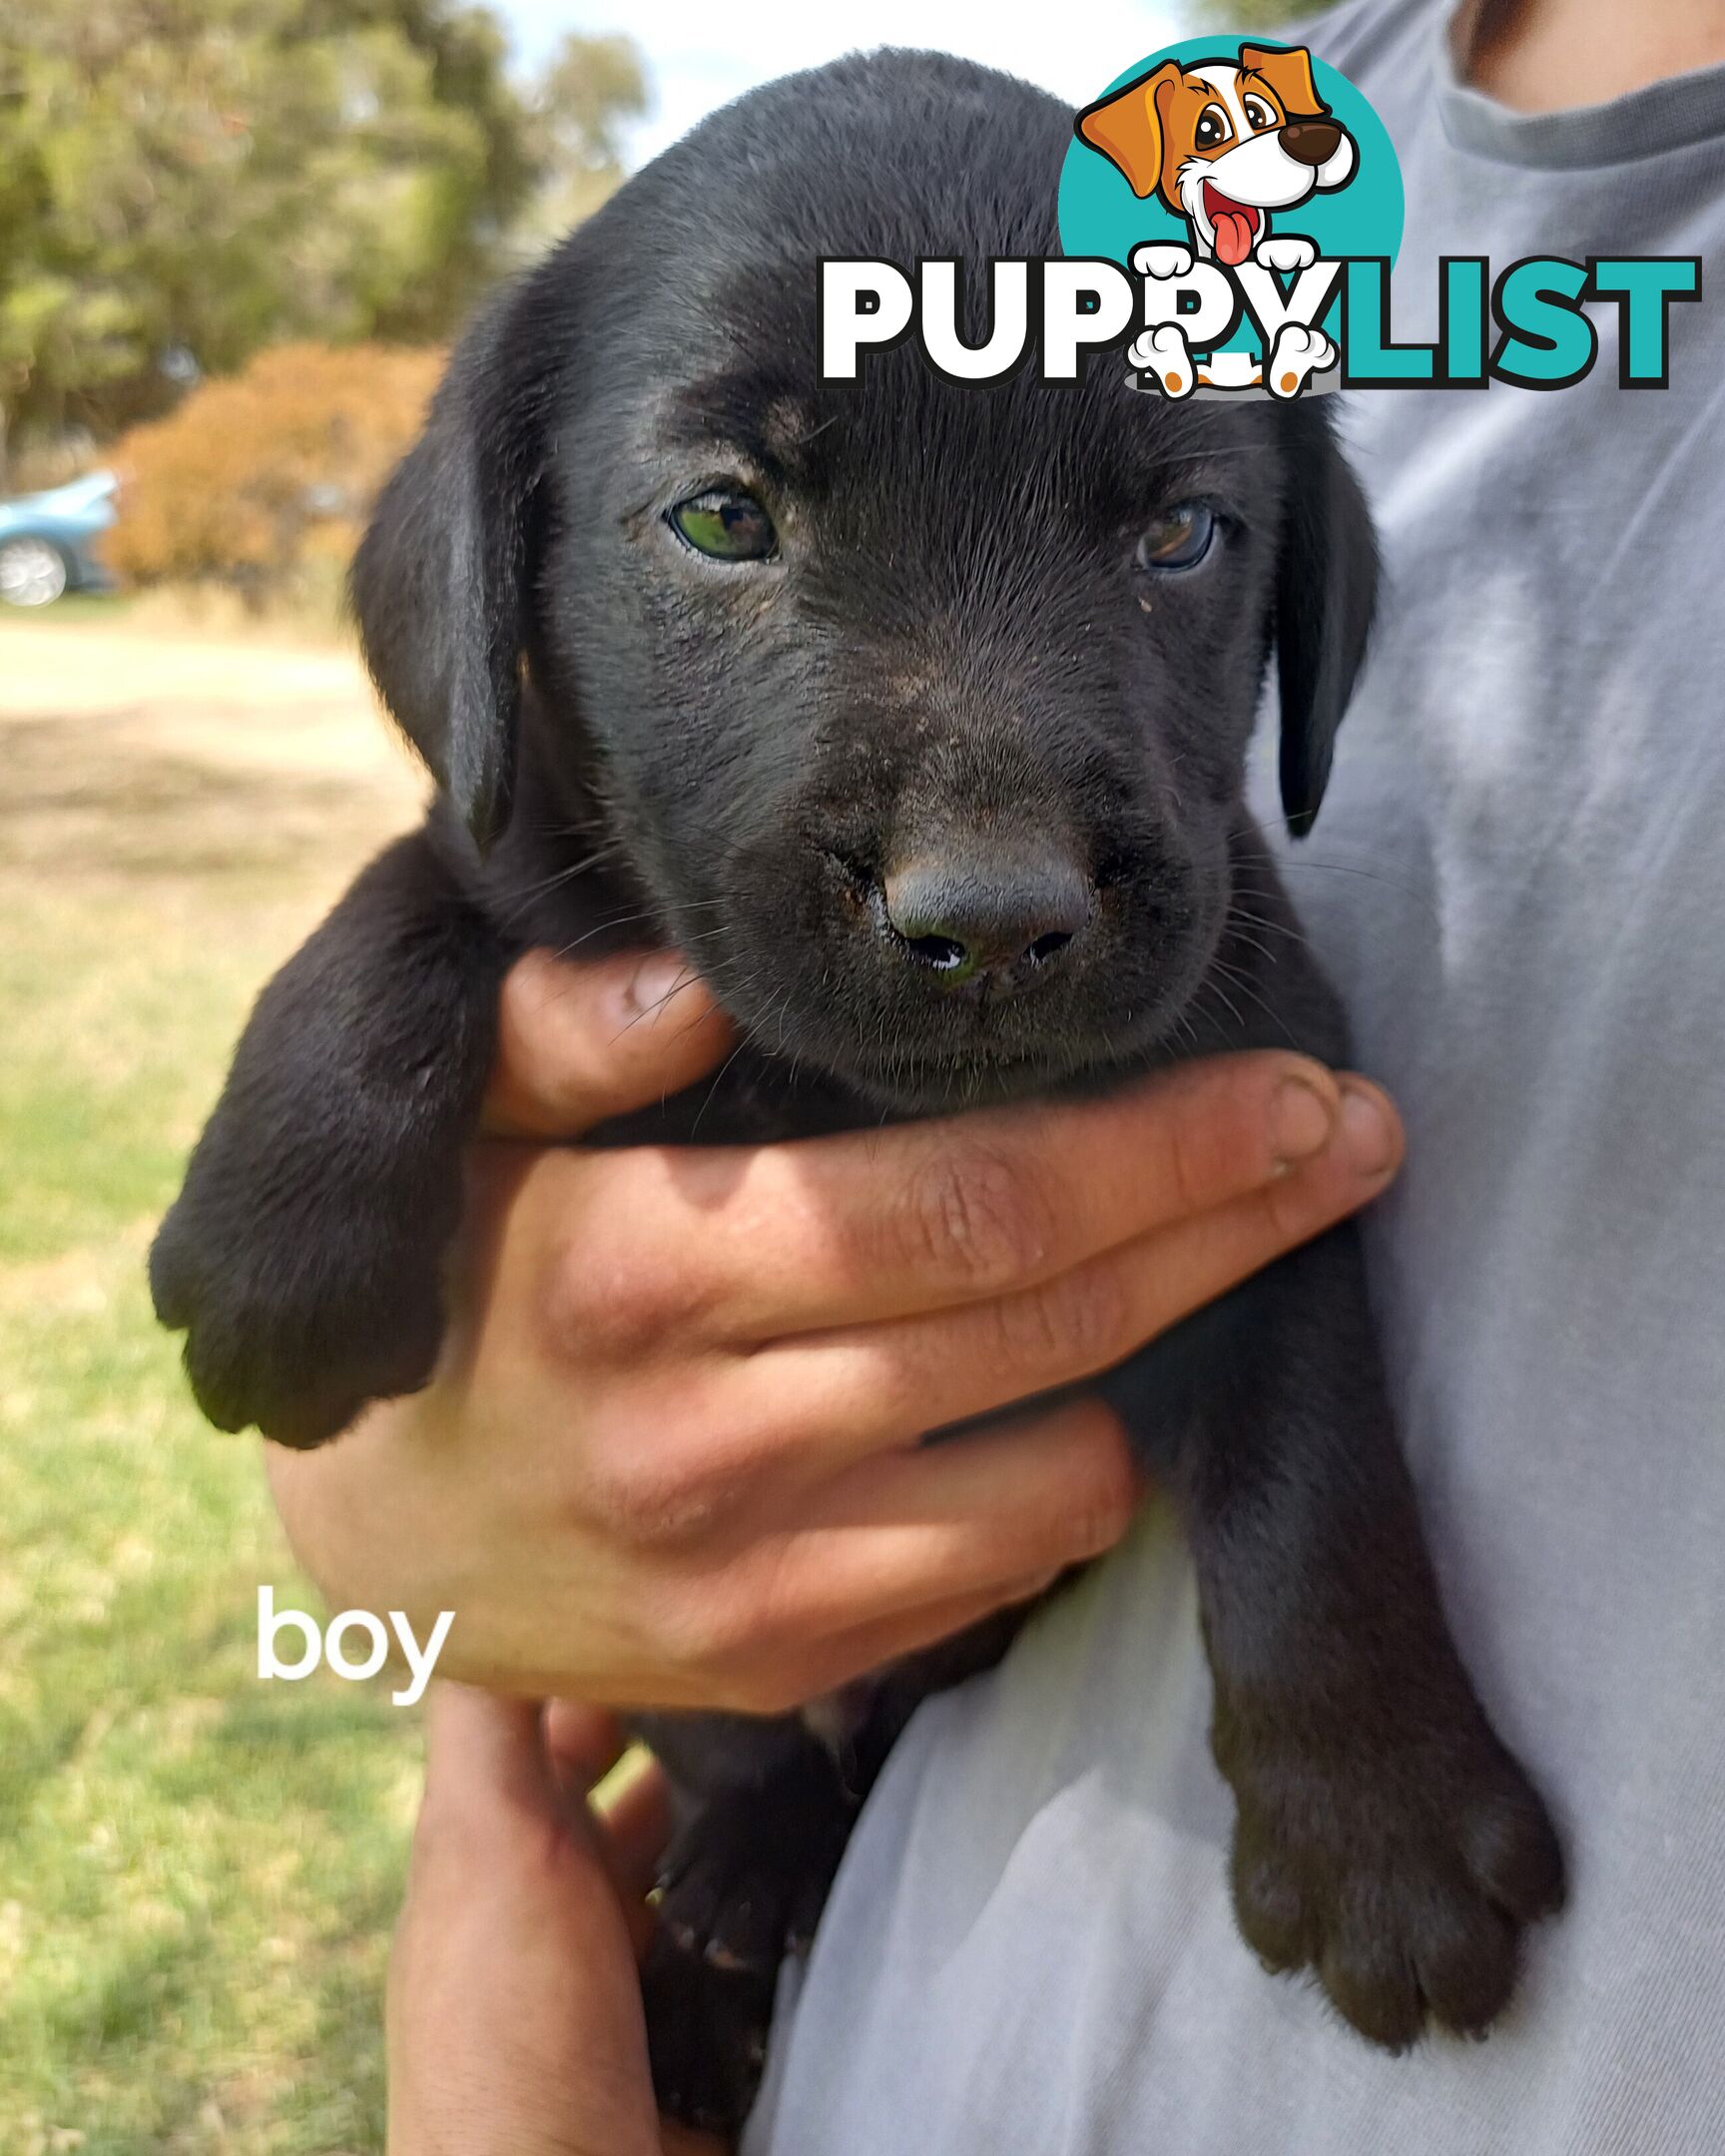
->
[670, 489, 777, 562]
[1136, 503, 1218, 572]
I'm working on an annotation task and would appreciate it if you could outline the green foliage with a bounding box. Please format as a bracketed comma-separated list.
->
[0, 2, 646, 469]
[1189, 0, 1318, 31]
[519, 32, 651, 244]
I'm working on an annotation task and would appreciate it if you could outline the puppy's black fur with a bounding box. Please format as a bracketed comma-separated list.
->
[152, 53, 1563, 2131]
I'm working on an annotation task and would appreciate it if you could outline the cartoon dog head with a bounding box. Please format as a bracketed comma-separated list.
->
[1076, 45, 1357, 267]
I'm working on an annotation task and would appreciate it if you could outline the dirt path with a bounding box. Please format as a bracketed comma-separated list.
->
[0, 618, 423, 885]
[0, 617, 422, 786]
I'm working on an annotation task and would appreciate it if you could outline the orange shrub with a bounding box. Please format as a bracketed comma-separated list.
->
[108, 343, 445, 600]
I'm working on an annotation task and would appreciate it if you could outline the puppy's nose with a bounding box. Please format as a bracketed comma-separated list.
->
[881, 847, 1092, 990]
[1280, 119, 1343, 166]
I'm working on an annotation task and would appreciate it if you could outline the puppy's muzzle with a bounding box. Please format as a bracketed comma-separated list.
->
[1279, 120, 1344, 167]
[873, 842, 1094, 996]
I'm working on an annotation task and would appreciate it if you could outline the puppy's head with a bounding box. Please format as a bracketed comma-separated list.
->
[354, 52, 1374, 1111]
[1077, 46, 1357, 265]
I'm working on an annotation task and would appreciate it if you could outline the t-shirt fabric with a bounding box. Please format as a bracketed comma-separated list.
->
[745, 4, 1725, 2150]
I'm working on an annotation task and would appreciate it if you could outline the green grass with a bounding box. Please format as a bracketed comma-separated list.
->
[1, 632, 420, 2153]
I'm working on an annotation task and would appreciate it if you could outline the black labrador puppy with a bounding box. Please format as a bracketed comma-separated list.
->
[152, 50, 1563, 2133]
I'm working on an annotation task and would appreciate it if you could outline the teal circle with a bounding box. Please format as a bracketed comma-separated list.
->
[1057, 39, 1404, 359]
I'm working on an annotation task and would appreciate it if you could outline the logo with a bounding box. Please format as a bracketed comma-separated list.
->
[819, 36, 1701, 397]
[1064, 38, 1399, 396]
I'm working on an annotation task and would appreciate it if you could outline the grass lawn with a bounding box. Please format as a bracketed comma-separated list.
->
[1, 610, 428, 2154]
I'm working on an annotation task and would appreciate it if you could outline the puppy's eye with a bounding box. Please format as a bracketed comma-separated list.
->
[1243, 96, 1277, 132]
[1195, 105, 1231, 151]
[1136, 503, 1218, 573]
[669, 489, 778, 562]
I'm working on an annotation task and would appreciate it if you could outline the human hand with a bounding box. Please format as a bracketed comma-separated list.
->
[269, 947, 1403, 1712]
[387, 1681, 722, 2156]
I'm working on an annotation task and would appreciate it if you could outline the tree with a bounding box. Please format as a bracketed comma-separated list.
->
[0, 1, 646, 476]
[525, 32, 651, 243]
[1191, 0, 1316, 29]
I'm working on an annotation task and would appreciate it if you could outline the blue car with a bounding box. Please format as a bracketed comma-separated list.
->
[0, 470, 120, 607]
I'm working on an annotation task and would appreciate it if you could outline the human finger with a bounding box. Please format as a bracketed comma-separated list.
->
[745, 1076, 1402, 1449]
[482, 947, 734, 1138]
[557, 1050, 1349, 1353]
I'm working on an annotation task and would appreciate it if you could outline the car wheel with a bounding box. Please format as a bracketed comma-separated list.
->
[0, 536, 71, 608]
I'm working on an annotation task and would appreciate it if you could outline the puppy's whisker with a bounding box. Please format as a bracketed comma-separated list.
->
[494, 850, 621, 907]
[611, 967, 705, 1040]
[548, 908, 666, 964]
[1228, 835, 1434, 909]
[1197, 969, 1249, 1038]
[1223, 919, 1284, 969]
[689, 1036, 754, 1139]
[789, 412, 843, 450]
[1225, 898, 1308, 947]
[1203, 958, 1299, 1049]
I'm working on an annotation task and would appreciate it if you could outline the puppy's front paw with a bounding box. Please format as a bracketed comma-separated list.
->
[1223, 1713, 1564, 2046]
[1131, 242, 1195, 280]
[1128, 324, 1196, 398]
[641, 1896, 779, 2135]
[150, 1129, 449, 1447]
[1255, 234, 1319, 272]
[1266, 321, 1337, 399]
[642, 1782, 850, 2134]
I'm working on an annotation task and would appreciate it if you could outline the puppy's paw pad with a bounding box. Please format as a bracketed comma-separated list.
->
[1266, 321, 1337, 398]
[1255, 235, 1319, 272]
[1131, 242, 1195, 280]
[1127, 324, 1195, 398]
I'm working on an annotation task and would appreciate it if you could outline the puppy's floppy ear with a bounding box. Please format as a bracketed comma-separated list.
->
[1240, 43, 1329, 121]
[351, 278, 555, 851]
[1275, 414, 1379, 837]
[1074, 62, 1182, 200]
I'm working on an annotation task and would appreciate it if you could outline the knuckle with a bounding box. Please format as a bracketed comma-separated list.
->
[1163, 1084, 1246, 1218]
[580, 1399, 757, 1549]
[1259, 1161, 1338, 1249]
[538, 1234, 610, 1355]
[544, 1235, 706, 1367]
[992, 1262, 1129, 1380]
[1015, 1426, 1136, 1568]
[1077, 1430, 1139, 1544]
[897, 1143, 1052, 1294]
[949, 1409, 1135, 1579]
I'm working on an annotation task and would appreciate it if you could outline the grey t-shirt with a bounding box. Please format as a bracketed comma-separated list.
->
[746, 6, 1725, 2151]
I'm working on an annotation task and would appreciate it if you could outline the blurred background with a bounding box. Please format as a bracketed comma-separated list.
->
[0, 1, 1299, 2148]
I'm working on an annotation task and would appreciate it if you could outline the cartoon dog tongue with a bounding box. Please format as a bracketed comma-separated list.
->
[1205, 187, 1258, 268]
